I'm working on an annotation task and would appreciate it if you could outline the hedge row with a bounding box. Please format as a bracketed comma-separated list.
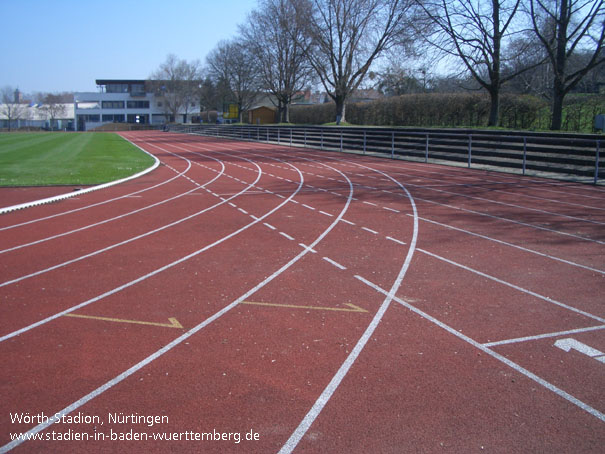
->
[289, 93, 605, 132]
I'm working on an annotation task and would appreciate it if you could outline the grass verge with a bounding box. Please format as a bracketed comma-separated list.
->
[0, 132, 155, 186]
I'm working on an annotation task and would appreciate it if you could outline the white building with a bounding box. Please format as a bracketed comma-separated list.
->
[0, 103, 74, 130]
[74, 79, 201, 131]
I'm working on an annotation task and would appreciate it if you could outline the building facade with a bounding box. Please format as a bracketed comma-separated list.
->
[74, 79, 199, 131]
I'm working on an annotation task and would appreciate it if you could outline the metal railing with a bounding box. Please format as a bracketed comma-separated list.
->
[166, 124, 603, 184]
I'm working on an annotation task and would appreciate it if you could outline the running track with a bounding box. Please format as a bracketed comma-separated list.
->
[1, 130, 604, 453]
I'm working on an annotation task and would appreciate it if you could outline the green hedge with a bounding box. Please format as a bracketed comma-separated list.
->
[290, 93, 605, 132]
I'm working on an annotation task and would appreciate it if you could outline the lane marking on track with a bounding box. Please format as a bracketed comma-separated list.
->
[483, 324, 605, 347]
[322, 257, 347, 270]
[361, 226, 378, 235]
[299, 243, 317, 253]
[240, 301, 367, 313]
[319, 210, 333, 217]
[386, 236, 406, 246]
[263, 222, 276, 230]
[279, 232, 295, 241]
[64, 314, 183, 329]
[340, 219, 355, 225]
[302, 204, 316, 210]
[383, 206, 400, 213]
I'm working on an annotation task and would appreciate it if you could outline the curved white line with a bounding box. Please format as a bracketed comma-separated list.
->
[278, 162, 419, 454]
[0, 136, 160, 215]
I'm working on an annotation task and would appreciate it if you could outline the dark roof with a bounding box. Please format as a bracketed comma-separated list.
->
[95, 79, 147, 85]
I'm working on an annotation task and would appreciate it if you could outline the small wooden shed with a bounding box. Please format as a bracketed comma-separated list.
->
[248, 106, 277, 125]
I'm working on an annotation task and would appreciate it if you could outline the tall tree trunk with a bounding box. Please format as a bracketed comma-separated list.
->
[284, 103, 290, 123]
[335, 97, 346, 124]
[487, 89, 500, 127]
[551, 82, 565, 130]
[551, 0, 569, 131]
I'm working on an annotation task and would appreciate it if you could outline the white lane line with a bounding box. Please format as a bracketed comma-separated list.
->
[250, 215, 259, 221]
[280, 163, 419, 454]
[361, 227, 378, 235]
[279, 232, 295, 241]
[418, 248, 605, 324]
[228, 202, 236, 208]
[275, 194, 286, 199]
[383, 207, 400, 213]
[238, 207, 249, 215]
[263, 222, 277, 230]
[483, 324, 605, 347]
[353, 275, 605, 424]
[0, 147, 357, 454]
[302, 204, 316, 210]
[362, 201, 378, 206]
[319, 211, 333, 217]
[340, 219, 355, 226]
[299, 243, 317, 253]
[322, 257, 347, 270]
[414, 214, 605, 275]
[386, 236, 406, 246]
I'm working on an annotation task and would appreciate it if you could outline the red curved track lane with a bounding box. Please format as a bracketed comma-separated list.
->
[1, 130, 603, 453]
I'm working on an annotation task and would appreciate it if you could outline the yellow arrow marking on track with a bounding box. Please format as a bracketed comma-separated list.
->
[64, 314, 184, 329]
[241, 301, 368, 313]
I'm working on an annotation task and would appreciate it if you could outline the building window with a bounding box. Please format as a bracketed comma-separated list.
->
[79, 115, 100, 122]
[127, 100, 150, 109]
[102, 114, 125, 122]
[106, 84, 129, 93]
[102, 101, 125, 109]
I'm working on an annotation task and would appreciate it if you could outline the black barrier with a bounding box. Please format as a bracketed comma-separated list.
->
[167, 124, 604, 184]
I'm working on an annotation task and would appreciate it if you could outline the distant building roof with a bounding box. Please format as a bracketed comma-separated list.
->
[96, 79, 146, 85]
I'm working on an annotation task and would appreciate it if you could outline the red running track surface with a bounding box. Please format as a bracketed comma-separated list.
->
[1, 130, 604, 453]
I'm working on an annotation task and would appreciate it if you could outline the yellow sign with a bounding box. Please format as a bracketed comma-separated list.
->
[223, 104, 239, 119]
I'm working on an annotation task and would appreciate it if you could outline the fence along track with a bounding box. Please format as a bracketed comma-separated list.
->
[166, 124, 603, 184]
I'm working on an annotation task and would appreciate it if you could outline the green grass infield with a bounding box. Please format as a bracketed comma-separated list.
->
[0, 132, 155, 186]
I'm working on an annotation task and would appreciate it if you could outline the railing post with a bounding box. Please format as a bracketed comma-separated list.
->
[523, 137, 527, 175]
[595, 140, 601, 184]
[290, 128, 293, 147]
[425, 134, 429, 163]
[278, 128, 280, 144]
[391, 131, 395, 159]
[321, 130, 324, 150]
[363, 131, 366, 155]
[340, 131, 343, 152]
[267, 128, 269, 143]
[304, 130, 307, 148]
[468, 134, 472, 168]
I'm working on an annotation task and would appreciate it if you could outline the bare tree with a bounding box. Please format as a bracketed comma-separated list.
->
[241, 0, 314, 123]
[150, 54, 202, 123]
[298, 0, 415, 123]
[0, 86, 27, 131]
[529, 0, 605, 130]
[39, 94, 67, 130]
[206, 40, 260, 123]
[416, 0, 540, 127]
